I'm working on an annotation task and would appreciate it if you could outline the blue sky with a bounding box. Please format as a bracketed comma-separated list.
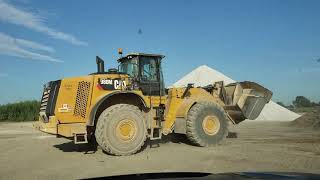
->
[0, 0, 319, 105]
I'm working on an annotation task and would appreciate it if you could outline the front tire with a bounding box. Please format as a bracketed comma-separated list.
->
[95, 104, 147, 156]
[186, 102, 229, 147]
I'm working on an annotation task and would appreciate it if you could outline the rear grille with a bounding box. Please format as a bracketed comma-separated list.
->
[40, 89, 50, 112]
[74, 81, 90, 118]
[39, 80, 61, 122]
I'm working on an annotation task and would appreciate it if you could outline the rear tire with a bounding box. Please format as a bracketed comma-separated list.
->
[95, 104, 147, 156]
[186, 102, 229, 147]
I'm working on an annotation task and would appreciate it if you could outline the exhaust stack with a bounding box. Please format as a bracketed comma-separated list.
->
[96, 56, 105, 73]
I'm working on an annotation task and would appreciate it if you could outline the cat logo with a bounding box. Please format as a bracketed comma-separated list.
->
[98, 78, 126, 90]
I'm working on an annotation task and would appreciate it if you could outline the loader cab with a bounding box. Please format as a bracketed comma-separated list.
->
[118, 53, 165, 96]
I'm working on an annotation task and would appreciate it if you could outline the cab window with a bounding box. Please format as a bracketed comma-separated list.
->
[140, 57, 158, 81]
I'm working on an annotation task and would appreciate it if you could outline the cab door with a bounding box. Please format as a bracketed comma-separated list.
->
[138, 56, 164, 97]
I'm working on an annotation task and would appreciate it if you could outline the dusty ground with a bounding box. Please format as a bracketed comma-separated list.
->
[290, 107, 320, 129]
[0, 121, 319, 179]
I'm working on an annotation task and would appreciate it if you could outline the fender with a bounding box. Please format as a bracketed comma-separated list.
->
[175, 87, 227, 120]
[175, 88, 213, 120]
[175, 98, 198, 119]
[176, 95, 218, 120]
[175, 97, 235, 125]
[86, 91, 148, 126]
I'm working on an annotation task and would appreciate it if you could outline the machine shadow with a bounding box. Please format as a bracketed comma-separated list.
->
[53, 132, 236, 155]
[149, 133, 193, 147]
[53, 134, 192, 154]
[53, 141, 98, 154]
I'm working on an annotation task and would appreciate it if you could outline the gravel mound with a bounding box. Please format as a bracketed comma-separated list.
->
[290, 107, 320, 129]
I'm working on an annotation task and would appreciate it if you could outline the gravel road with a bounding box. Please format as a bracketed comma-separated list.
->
[0, 121, 319, 179]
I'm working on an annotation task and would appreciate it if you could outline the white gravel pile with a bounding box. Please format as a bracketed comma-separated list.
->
[173, 65, 235, 87]
[172, 65, 300, 121]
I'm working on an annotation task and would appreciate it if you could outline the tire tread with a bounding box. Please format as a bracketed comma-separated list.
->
[95, 104, 146, 156]
[186, 102, 229, 147]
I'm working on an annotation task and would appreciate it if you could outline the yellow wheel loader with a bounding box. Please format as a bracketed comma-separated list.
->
[34, 50, 272, 156]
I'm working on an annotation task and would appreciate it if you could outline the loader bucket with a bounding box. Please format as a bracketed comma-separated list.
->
[223, 81, 272, 124]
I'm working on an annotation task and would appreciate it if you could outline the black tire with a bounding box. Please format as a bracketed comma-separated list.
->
[186, 102, 229, 147]
[95, 104, 147, 156]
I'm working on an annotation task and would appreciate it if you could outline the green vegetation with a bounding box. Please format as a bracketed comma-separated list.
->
[293, 96, 313, 107]
[293, 107, 317, 113]
[277, 96, 319, 113]
[0, 100, 40, 122]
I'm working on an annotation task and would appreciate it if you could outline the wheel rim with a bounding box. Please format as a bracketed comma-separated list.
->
[202, 115, 220, 135]
[116, 119, 137, 142]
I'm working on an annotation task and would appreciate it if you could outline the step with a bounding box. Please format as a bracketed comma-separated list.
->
[73, 133, 88, 144]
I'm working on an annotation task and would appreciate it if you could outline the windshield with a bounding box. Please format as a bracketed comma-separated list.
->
[119, 59, 138, 77]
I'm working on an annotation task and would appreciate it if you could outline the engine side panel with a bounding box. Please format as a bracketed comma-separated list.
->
[54, 76, 93, 123]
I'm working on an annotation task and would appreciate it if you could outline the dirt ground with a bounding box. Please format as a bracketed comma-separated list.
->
[0, 121, 319, 179]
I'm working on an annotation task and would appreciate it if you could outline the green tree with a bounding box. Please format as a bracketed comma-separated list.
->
[293, 96, 312, 107]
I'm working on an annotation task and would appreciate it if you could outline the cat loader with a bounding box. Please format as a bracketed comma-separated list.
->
[34, 49, 272, 155]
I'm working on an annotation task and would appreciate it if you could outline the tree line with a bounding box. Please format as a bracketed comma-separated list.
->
[0, 100, 40, 122]
[277, 96, 319, 109]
